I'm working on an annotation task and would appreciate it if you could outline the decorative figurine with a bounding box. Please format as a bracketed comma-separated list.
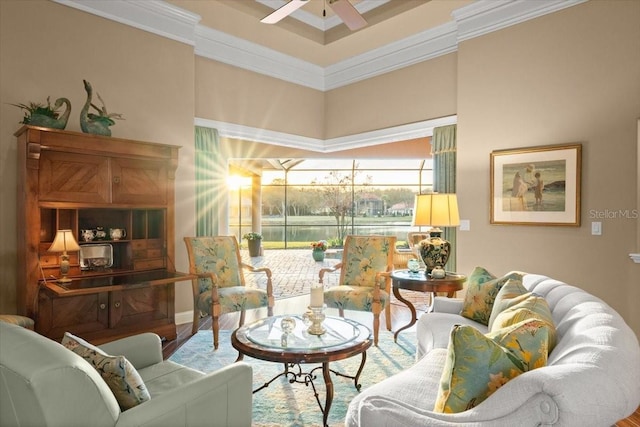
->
[80, 79, 124, 136]
[10, 96, 71, 130]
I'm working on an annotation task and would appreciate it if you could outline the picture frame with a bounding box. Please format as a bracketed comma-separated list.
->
[490, 143, 582, 226]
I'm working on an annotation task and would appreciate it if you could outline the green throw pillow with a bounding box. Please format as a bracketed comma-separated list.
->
[460, 267, 523, 325]
[434, 320, 549, 413]
[490, 293, 557, 350]
[62, 332, 150, 410]
[487, 319, 550, 371]
[488, 279, 529, 331]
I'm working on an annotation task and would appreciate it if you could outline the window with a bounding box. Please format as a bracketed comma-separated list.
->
[250, 159, 433, 248]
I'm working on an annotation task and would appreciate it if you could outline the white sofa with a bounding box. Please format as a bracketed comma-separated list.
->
[0, 322, 252, 427]
[346, 273, 640, 426]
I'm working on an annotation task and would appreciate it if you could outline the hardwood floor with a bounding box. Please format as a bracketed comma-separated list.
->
[162, 295, 640, 426]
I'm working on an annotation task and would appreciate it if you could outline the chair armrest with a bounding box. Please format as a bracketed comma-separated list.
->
[98, 333, 163, 369]
[241, 263, 274, 304]
[431, 297, 464, 314]
[117, 363, 253, 427]
[319, 262, 343, 284]
[241, 263, 272, 278]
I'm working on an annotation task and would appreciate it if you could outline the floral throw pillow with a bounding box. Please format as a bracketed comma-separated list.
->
[487, 279, 529, 331]
[490, 292, 557, 350]
[62, 332, 150, 410]
[460, 267, 523, 325]
[434, 320, 549, 413]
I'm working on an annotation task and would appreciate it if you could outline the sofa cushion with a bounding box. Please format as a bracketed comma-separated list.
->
[62, 332, 150, 410]
[434, 320, 549, 413]
[488, 279, 529, 330]
[490, 292, 557, 350]
[460, 267, 523, 325]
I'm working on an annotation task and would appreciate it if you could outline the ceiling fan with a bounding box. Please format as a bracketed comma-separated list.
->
[261, 0, 368, 31]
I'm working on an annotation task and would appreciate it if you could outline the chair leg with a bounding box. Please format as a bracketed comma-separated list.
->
[192, 310, 200, 335]
[212, 315, 220, 350]
[236, 310, 247, 361]
[385, 302, 392, 331]
[373, 313, 380, 346]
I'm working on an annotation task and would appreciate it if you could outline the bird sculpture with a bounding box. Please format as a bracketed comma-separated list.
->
[80, 79, 123, 136]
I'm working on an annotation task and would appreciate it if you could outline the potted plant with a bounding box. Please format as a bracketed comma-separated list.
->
[243, 232, 263, 257]
[10, 96, 71, 130]
[310, 240, 328, 261]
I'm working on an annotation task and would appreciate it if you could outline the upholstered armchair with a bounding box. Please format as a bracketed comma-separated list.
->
[319, 235, 397, 346]
[184, 236, 274, 349]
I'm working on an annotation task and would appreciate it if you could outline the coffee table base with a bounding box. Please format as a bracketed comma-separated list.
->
[253, 352, 367, 427]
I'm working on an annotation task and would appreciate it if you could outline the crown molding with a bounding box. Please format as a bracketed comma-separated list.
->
[54, 0, 586, 90]
[453, 0, 588, 42]
[325, 22, 458, 90]
[195, 25, 325, 90]
[52, 0, 201, 46]
[195, 115, 457, 153]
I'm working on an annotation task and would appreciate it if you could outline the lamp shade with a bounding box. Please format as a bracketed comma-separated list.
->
[48, 230, 80, 253]
[412, 194, 460, 227]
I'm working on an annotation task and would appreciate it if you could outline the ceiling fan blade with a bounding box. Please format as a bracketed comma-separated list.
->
[329, 0, 367, 31]
[261, 0, 309, 24]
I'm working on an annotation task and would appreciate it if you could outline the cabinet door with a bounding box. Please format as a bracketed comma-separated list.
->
[110, 285, 174, 331]
[111, 158, 168, 205]
[37, 291, 109, 341]
[39, 151, 110, 203]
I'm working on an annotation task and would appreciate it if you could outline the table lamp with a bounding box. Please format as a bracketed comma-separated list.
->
[412, 193, 460, 278]
[48, 229, 80, 283]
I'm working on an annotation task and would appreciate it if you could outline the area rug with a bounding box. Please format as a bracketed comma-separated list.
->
[169, 329, 417, 426]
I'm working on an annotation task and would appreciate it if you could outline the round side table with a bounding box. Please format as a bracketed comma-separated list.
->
[390, 269, 466, 342]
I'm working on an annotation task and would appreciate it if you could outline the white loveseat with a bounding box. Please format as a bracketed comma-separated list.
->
[0, 322, 252, 427]
[346, 273, 640, 426]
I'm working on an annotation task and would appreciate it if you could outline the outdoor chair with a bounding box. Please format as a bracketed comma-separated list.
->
[319, 235, 396, 346]
[184, 236, 274, 349]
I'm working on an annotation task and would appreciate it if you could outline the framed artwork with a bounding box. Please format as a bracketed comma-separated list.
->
[490, 143, 582, 226]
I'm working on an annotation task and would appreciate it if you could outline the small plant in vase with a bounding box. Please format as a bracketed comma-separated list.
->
[243, 232, 262, 257]
[311, 240, 328, 261]
[10, 96, 71, 130]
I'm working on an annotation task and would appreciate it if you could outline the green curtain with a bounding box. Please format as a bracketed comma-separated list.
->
[195, 126, 224, 236]
[432, 124, 457, 271]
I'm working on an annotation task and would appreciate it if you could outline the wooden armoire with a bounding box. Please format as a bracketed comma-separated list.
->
[15, 125, 190, 343]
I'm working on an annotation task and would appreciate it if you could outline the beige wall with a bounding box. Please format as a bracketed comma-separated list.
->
[1, 0, 638, 340]
[325, 53, 458, 138]
[456, 0, 640, 337]
[195, 57, 325, 138]
[0, 1, 196, 314]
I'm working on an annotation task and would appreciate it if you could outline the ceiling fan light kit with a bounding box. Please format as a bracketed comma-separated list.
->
[261, 0, 367, 31]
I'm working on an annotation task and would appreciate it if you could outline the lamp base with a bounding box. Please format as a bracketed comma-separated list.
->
[418, 228, 451, 274]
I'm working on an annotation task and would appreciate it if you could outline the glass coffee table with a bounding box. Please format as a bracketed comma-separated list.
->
[231, 314, 372, 427]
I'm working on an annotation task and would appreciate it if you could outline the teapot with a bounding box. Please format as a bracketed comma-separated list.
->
[109, 228, 126, 240]
[80, 229, 95, 242]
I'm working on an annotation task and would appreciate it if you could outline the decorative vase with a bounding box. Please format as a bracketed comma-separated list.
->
[312, 250, 325, 262]
[418, 230, 451, 274]
[248, 239, 261, 257]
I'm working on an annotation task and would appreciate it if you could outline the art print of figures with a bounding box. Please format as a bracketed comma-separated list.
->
[491, 144, 581, 226]
[502, 160, 566, 212]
